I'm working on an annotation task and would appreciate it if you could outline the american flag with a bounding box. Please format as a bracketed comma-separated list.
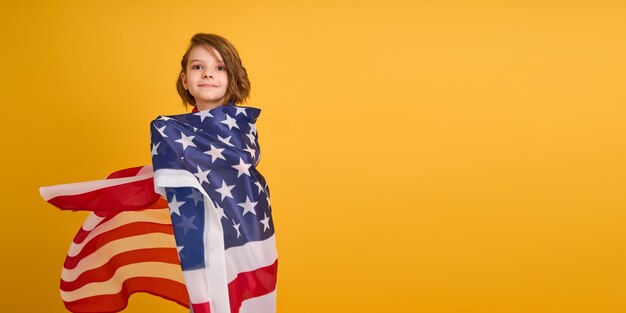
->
[150, 105, 277, 313]
[40, 105, 277, 313]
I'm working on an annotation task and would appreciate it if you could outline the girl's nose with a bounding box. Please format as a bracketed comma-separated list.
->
[203, 71, 213, 78]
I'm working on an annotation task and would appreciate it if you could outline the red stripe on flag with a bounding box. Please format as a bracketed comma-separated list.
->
[229, 259, 278, 313]
[63, 277, 189, 313]
[48, 178, 162, 213]
[64, 222, 174, 269]
[61, 247, 180, 291]
[192, 302, 212, 313]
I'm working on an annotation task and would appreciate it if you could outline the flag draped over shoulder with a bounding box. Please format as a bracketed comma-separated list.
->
[40, 105, 277, 313]
[150, 105, 277, 313]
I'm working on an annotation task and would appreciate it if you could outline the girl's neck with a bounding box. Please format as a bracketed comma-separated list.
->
[195, 102, 224, 111]
[192, 99, 235, 112]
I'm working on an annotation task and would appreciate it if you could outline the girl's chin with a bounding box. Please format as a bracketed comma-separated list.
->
[194, 95, 226, 103]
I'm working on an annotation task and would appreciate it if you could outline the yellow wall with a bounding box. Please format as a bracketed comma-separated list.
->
[2, 1, 625, 312]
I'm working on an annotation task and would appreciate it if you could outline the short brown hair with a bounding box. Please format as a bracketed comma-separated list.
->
[176, 33, 251, 109]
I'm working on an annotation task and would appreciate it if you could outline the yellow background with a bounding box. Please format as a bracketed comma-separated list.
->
[1, 1, 625, 312]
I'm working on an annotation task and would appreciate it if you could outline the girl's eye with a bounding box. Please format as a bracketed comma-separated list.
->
[192, 64, 202, 70]
[217, 66, 225, 71]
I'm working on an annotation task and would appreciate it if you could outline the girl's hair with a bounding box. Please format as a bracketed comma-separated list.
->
[176, 33, 251, 108]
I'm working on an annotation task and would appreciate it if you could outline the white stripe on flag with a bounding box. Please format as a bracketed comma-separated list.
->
[39, 172, 153, 200]
[81, 212, 105, 232]
[203, 186, 230, 313]
[68, 209, 171, 257]
[62, 232, 176, 282]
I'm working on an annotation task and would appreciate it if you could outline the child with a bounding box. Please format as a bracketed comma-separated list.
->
[151, 33, 278, 313]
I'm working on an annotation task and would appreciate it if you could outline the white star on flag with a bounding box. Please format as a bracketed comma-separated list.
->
[260, 213, 271, 232]
[231, 157, 252, 178]
[232, 219, 241, 238]
[218, 135, 235, 147]
[243, 144, 256, 158]
[156, 125, 168, 137]
[254, 181, 263, 195]
[168, 194, 185, 216]
[235, 107, 248, 116]
[175, 132, 197, 150]
[215, 180, 235, 201]
[220, 114, 240, 130]
[238, 196, 258, 216]
[177, 246, 185, 259]
[151, 142, 160, 156]
[245, 133, 256, 146]
[203, 144, 226, 163]
[215, 204, 228, 220]
[193, 165, 211, 185]
[194, 110, 213, 122]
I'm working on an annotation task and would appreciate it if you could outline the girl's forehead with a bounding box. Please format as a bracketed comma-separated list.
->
[189, 45, 223, 63]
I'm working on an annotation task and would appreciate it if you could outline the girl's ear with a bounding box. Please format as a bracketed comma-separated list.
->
[181, 72, 188, 89]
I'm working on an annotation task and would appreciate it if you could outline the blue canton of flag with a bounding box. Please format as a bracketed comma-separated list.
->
[150, 105, 277, 313]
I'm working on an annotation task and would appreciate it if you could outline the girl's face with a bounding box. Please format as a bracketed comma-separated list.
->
[181, 45, 228, 110]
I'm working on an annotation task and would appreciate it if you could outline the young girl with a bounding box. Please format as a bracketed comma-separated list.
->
[150, 33, 278, 313]
[41, 33, 276, 313]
